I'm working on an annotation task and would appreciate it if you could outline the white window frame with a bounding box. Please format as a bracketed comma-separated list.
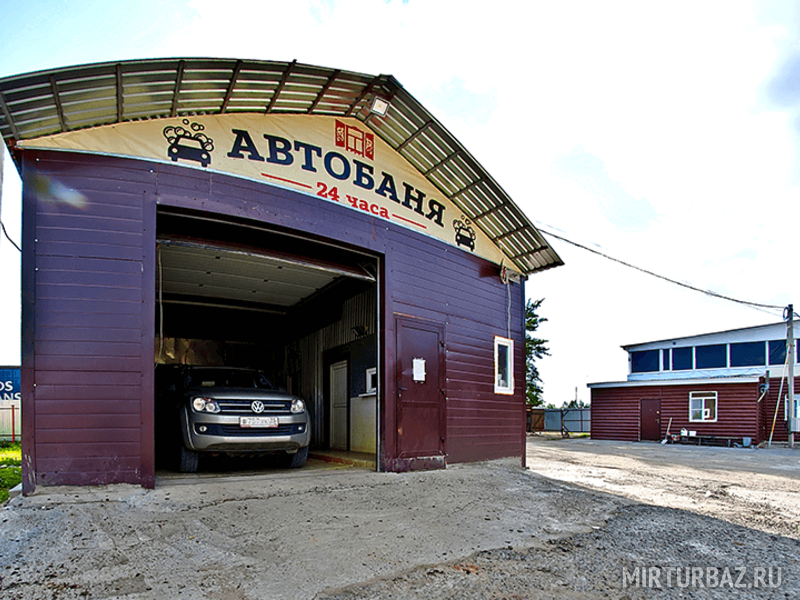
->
[689, 391, 718, 423]
[494, 336, 514, 395]
[365, 367, 377, 394]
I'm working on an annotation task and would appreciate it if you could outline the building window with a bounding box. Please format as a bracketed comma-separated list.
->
[695, 344, 726, 369]
[689, 391, 717, 422]
[631, 350, 659, 373]
[730, 341, 766, 367]
[768, 340, 785, 365]
[672, 347, 693, 370]
[662, 349, 670, 371]
[365, 367, 377, 394]
[494, 336, 514, 395]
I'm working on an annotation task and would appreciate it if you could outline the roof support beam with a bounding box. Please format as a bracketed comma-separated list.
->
[220, 60, 243, 113]
[267, 59, 297, 112]
[308, 69, 341, 114]
[346, 75, 380, 118]
[48, 75, 67, 132]
[116, 63, 124, 122]
[494, 225, 529, 243]
[0, 92, 19, 140]
[472, 202, 509, 223]
[170, 60, 185, 118]
[452, 177, 486, 200]
[424, 149, 460, 176]
[397, 120, 434, 153]
[507, 246, 550, 261]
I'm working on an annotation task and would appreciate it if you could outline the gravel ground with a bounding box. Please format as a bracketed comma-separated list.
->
[524, 435, 800, 539]
[0, 438, 798, 599]
[321, 437, 800, 599]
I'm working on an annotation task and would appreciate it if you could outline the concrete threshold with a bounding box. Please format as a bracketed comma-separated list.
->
[308, 450, 376, 470]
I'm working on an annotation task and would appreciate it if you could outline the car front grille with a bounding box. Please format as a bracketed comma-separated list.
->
[215, 399, 293, 415]
[197, 423, 305, 437]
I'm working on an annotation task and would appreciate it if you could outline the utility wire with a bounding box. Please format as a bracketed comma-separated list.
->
[537, 227, 785, 313]
[1, 221, 21, 253]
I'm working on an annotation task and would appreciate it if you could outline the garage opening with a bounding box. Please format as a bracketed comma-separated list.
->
[154, 208, 380, 474]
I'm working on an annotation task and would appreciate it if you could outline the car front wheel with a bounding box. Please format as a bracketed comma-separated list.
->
[179, 445, 199, 473]
[283, 446, 308, 469]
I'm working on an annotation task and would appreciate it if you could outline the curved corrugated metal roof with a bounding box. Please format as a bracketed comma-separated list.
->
[0, 57, 563, 275]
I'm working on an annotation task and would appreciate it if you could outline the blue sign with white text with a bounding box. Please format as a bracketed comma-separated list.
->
[0, 367, 21, 402]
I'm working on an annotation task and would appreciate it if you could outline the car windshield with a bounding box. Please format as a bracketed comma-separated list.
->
[186, 369, 275, 390]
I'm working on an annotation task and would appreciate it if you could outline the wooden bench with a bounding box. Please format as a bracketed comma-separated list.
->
[679, 434, 741, 448]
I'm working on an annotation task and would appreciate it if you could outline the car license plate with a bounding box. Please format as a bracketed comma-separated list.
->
[239, 416, 279, 428]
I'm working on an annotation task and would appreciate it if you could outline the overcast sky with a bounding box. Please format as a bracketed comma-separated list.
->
[1, 1, 798, 404]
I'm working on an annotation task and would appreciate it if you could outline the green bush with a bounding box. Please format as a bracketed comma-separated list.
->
[0, 442, 22, 503]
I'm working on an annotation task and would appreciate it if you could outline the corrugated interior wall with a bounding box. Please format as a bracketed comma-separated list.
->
[288, 286, 376, 444]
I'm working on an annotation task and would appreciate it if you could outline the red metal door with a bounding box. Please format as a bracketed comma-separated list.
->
[396, 318, 445, 458]
[640, 399, 661, 441]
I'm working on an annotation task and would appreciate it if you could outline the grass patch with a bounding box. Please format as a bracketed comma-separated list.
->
[0, 442, 22, 504]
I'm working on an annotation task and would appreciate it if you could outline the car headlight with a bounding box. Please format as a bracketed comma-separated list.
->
[290, 398, 306, 414]
[192, 397, 220, 413]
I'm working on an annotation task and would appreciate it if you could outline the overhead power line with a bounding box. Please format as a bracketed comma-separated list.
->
[537, 227, 785, 313]
[1, 221, 20, 253]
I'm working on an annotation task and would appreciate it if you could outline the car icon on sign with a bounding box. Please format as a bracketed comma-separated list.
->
[168, 135, 211, 167]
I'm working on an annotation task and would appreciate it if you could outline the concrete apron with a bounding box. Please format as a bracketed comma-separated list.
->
[0, 458, 624, 600]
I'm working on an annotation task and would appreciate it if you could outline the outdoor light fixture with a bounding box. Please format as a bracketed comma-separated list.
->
[369, 96, 390, 117]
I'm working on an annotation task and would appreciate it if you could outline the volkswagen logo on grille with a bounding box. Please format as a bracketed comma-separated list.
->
[250, 400, 266, 414]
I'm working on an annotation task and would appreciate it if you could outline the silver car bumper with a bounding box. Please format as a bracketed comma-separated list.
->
[181, 409, 311, 453]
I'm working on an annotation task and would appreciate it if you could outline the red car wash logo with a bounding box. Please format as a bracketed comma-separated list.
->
[163, 119, 215, 167]
[335, 120, 374, 160]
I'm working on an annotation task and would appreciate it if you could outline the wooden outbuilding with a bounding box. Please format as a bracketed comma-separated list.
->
[589, 321, 799, 445]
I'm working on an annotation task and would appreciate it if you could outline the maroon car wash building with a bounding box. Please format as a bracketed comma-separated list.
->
[0, 59, 562, 493]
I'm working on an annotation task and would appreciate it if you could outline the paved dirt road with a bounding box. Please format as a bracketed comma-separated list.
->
[1, 439, 798, 599]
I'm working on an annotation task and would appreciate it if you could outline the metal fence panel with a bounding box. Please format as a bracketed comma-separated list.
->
[0, 403, 21, 442]
[544, 409, 562, 431]
[541, 408, 591, 433]
[563, 408, 591, 433]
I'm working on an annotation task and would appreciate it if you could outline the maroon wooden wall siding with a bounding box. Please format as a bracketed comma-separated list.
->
[384, 229, 526, 466]
[592, 381, 764, 443]
[760, 376, 796, 443]
[21, 151, 156, 492]
[660, 382, 760, 441]
[590, 387, 641, 441]
[22, 150, 526, 487]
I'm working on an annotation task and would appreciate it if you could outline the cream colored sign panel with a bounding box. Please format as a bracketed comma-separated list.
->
[20, 114, 510, 266]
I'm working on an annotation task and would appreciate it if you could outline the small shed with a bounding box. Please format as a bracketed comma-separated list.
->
[0, 58, 563, 493]
[589, 321, 798, 445]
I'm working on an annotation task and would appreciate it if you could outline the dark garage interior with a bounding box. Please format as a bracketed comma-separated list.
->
[154, 208, 380, 470]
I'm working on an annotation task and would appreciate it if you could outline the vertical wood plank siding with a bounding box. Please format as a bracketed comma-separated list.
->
[23, 150, 526, 487]
[591, 380, 765, 442]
